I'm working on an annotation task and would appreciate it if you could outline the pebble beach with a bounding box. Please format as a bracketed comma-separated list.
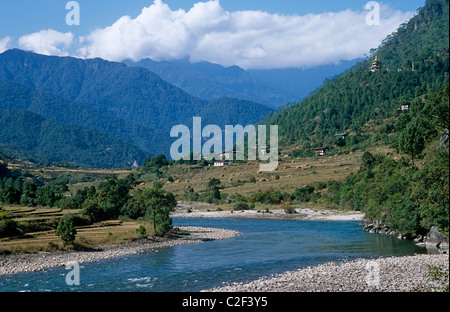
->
[206, 254, 449, 292]
[0, 226, 241, 276]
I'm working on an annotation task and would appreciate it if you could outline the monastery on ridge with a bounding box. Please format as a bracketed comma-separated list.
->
[370, 56, 382, 72]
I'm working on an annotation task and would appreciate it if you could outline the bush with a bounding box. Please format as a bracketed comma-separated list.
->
[281, 200, 295, 214]
[82, 199, 104, 223]
[55, 218, 77, 245]
[136, 225, 147, 238]
[0, 219, 21, 238]
[233, 202, 249, 211]
[293, 185, 315, 202]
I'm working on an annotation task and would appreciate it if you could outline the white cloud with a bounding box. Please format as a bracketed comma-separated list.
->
[17, 1, 417, 69]
[18, 29, 74, 57]
[77, 0, 415, 69]
[0, 36, 12, 53]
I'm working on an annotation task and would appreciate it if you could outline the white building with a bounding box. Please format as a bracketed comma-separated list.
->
[214, 160, 229, 167]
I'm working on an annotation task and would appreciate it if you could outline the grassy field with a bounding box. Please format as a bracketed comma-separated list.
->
[0, 205, 142, 255]
[161, 147, 394, 198]
[6, 161, 132, 184]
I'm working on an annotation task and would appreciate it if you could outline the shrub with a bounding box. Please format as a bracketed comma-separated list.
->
[136, 225, 147, 238]
[233, 202, 249, 211]
[281, 200, 296, 214]
[55, 218, 77, 245]
[293, 185, 315, 202]
[82, 199, 104, 223]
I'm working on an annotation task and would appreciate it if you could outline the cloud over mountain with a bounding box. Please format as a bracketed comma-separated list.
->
[18, 29, 74, 57]
[0, 36, 12, 53]
[17, 0, 416, 69]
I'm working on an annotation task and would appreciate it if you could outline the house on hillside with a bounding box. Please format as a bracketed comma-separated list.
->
[220, 150, 244, 160]
[334, 133, 347, 140]
[400, 104, 410, 111]
[314, 147, 328, 156]
[219, 151, 231, 160]
[214, 160, 229, 167]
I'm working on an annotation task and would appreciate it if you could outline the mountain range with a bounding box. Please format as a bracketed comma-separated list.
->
[0, 0, 447, 169]
[0, 50, 274, 167]
[0, 46, 359, 168]
[125, 58, 361, 108]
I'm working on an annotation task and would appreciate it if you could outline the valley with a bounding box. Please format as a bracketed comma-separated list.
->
[0, 0, 448, 295]
[0, 146, 377, 254]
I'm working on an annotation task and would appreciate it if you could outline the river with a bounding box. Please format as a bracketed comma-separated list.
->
[0, 217, 426, 292]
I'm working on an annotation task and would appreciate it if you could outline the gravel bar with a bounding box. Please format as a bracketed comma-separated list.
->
[205, 254, 449, 292]
[0, 226, 241, 276]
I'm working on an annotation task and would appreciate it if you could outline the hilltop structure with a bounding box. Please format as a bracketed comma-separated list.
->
[370, 56, 382, 72]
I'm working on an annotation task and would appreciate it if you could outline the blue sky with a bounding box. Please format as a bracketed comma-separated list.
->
[0, 0, 425, 37]
[0, 0, 426, 69]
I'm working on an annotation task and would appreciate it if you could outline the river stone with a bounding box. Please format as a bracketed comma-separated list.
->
[426, 226, 449, 251]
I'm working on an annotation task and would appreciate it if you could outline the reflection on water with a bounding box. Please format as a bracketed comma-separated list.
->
[0, 218, 426, 292]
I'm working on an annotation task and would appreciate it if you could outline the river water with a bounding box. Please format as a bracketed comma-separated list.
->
[0, 217, 426, 292]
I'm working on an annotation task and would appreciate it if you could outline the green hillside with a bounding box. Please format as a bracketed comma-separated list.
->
[0, 50, 273, 134]
[0, 109, 148, 168]
[0, 50, 273, 165]
[270, 0, 448, 152]
[0, 79, 169, 157]
[268, 0, 449, 237]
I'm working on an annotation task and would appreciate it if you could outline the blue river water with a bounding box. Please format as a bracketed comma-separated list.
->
[0, 217, 426, 292]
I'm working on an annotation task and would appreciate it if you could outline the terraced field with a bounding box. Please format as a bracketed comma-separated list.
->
[0, 206, 140, 254]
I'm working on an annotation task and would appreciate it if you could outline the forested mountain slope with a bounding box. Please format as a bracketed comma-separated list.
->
[0, 109, 148, 168]
[0, 50, 272, 132]
[0, 79, 168, 157]
[268, 0, 449, 237]
[269, 0, 448, 153]
[0, 50, 273, 166]
[125, 58, 295, 108]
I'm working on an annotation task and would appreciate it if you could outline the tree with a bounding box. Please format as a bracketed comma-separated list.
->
[36, 185, 58, 207]
[96, 176, 132, 220]
[1, 186, 19, 204]
[208, 178, 221, 200]
[121, 189, 147, 219]
[81, 199, 103, 222]
[50, 180, 69, 198]
[21, 181, 37, 206]
[208, 178, 221, 189]
[0, 162, 11, 178]
[141, 182, 176, 236]
[55, 218, 77, 245]
[361, 151, 375, 168]
[397, 118, 426, 164]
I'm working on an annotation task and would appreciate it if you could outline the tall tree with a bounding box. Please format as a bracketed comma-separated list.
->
[141, 182, 176, 236]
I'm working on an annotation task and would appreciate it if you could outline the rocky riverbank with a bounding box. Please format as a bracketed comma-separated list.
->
[172, 203, 365, 221]
[206, 254, 449, 292]
[361, 220, 449, 254]
[0, 226, 241, 276]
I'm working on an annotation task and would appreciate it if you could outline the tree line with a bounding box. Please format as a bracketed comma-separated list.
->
[0, 164, 176, 238]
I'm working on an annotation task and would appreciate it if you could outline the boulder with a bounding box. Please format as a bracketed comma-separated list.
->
[426, 226, 449, 252]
